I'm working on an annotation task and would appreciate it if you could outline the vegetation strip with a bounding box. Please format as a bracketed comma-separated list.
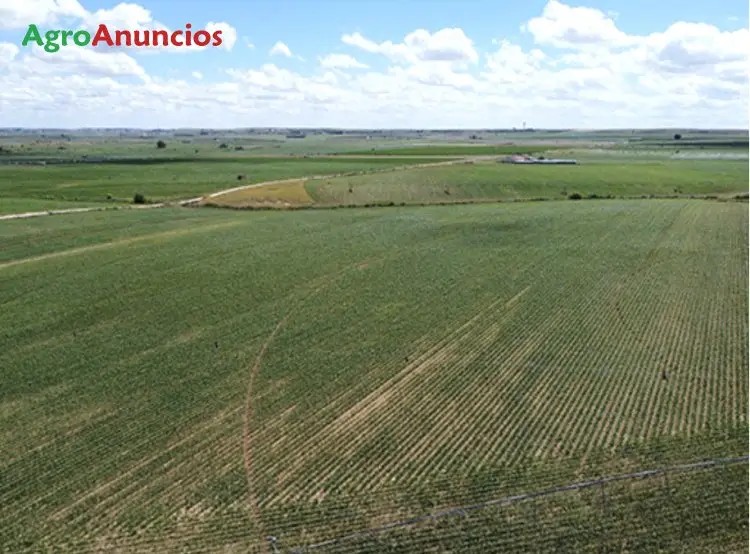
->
[287, 456, 749, 553]
[198, 158, 469, 205]
[0, 221, 241, 270]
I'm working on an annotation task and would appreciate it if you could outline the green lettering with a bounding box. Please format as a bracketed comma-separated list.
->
[44, 30, 60, 53]
[73, 30, 91, 46]
[21, 24, 43, 47]
[61, 30, 73, 46]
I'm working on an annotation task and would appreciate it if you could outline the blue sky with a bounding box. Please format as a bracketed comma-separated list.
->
[6, 0, 746, 77]
[0, 0, 747, 127]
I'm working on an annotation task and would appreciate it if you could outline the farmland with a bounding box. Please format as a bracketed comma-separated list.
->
[1, 198, 747, 552]
[0, 156, 448, 213]
[340, 145, 560, 156]
[304, 157, 747, 207]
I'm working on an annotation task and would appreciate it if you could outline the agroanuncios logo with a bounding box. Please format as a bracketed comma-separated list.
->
[21, 23, 224, 53]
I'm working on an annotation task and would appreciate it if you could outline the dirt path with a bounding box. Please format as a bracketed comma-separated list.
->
[193, 156, 478, 206]
[0, 221, 241, 271]
[242, 258, 385, 552]
[243, 314, 291, 554]
[0, 206, 117, 221]
[0, 155, 480, 219]
[0, 202, 186, 221]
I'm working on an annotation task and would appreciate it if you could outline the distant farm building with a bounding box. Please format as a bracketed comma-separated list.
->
[501, 155, 578, 165]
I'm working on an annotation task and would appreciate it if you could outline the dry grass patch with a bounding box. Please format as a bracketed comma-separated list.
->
[208, 179, 314, 207]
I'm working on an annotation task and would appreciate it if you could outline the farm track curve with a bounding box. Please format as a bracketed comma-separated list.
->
[0, 155, 481, 219]
[242, 257, 390, 553]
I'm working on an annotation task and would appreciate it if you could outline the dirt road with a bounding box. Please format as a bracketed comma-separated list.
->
[0, 155, 484, 218]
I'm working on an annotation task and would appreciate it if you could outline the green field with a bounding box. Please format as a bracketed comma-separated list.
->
[341, 145, 560, 156]
[306, 159, 748, 206]
[0, 137, 393, 159]
[0, 156, 447, 208]
[2, 200, 747, 552]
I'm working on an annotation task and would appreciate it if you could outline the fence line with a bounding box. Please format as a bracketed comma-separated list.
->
[281, 455, 749, 553]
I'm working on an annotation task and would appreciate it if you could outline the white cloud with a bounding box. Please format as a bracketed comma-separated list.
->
[342, 28, 478, 64]
[204, 22, 237, 51]
[8, 44, 147, 81]
[82, 2, 154, 31]
[319, 53, 368, 69]
[0, 1, 747, 128]
[226, 64, 300, 91]
[642, 22, 749, 73]
[0, 0, 88, 30]
[244, 37, 255, 49]
[485, 40, 547, 82]
[269, 41, 292, 57]
[0, 42, 20, 70]
[524, 0, 632, 48]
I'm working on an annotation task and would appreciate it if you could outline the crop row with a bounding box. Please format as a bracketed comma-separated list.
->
[246, 202, 748, 543]
[299, 462, 748, 553]
[2, 200, 746, 552]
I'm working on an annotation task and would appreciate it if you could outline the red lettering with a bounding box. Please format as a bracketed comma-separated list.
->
[91, 24, 114, 47]
[211, 30, 222, 46]
[170, 30, 183, 46]
[193, 30, 210, 47]
[133, 30, 149, 46]
[152, 30, 168, 46]
[114, 30, 131, 46]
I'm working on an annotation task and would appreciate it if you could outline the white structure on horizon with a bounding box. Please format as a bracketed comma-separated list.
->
[501, 155, 578, 165]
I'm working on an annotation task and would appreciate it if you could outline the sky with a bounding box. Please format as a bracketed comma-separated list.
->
[0, 0, 747, 128]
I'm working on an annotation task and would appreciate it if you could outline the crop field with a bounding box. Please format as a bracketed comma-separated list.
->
[0, 136, 404, 159]
[1, 199, 747, 553]
[207, 179, 315, 207]
[306, 158, 748, 206]
[0, 156, 446, 210]
[565, 148, 750, 162]
[341, 145, 560, 156]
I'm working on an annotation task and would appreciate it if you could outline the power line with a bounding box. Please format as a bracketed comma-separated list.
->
[285, 455, 749, 553]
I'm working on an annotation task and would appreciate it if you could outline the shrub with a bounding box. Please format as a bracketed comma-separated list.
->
[156, 140, 167, 149]
[568, 192, 582, 200]
[133, 193, 146, 204]
[673, 133, 682, 140]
